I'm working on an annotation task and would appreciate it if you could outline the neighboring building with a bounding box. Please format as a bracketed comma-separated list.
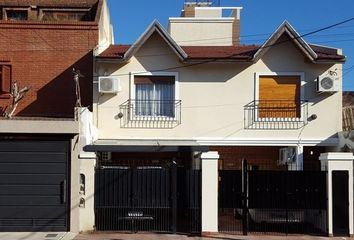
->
[343, 91, 354, 131]
[0, 0, 113, 234]
[84, 1, 349, 236]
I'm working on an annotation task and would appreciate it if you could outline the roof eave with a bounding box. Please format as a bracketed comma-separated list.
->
[313, 58, 346, 64]
[95, 57, 128, 63]
[184, 58, 253, 63]
[124, 20, 188, 61]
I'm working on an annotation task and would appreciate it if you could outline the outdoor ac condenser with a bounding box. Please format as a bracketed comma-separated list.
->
[98, 76, 121, 93]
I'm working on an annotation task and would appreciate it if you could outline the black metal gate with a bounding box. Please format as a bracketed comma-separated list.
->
[219, 164, 327, 235]
[95, 166, 201, 233]
[177, 168, 201, 234]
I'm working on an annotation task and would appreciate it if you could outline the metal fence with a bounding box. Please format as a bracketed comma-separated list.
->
[343, 105, 354, 131]
[184, 0, 220, 6]
[95, 168, 172, 232]
[119, 100, 182, 128]
[244, 100, 308, 130]
[95, 166, 201, 233]
[219, 165, 327, 235]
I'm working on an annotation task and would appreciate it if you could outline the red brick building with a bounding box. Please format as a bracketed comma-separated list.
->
[0, 0, 111, 117]
[0, 0, 113, 233]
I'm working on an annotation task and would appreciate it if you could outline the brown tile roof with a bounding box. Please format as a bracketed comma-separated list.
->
[310, 44, 346, 61]
[98, 43, 345, 62]
[99, 45, 130, 59]
[182, 45, 259, 60]
[0, 0, 98, 8]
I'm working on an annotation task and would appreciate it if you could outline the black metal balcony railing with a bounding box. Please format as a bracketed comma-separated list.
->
[244, 100, 308, 130]
[119, 100, 181, 129]
[184, 0, 220, 6]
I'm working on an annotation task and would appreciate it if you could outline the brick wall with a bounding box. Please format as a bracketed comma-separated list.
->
[232, 19, 240, 45]
[210, 146, 286, 170]
[0, 22, 98, 117]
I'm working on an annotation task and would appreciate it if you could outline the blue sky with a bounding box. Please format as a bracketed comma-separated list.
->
[107, 0, 354, 90]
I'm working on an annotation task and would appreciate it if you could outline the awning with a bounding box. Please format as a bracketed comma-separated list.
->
[83, 139, 209, 152]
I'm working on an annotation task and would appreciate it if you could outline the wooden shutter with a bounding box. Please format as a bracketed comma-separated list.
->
[0, 65, 11, 93]
[134, 76, 175, 85]
[259, 76, 300, 118]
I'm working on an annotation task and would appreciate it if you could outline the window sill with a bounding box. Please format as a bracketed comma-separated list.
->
[0, 93, 11, 99]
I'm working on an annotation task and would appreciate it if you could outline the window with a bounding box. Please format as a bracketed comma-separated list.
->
[0, 65, 11, 94]
[41, 10, 90, 22]
[6, 10, 28, 21]
[258, 75, 300, 118]
[134, 75, 176, 118]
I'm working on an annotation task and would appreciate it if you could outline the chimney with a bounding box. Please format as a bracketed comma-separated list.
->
[231, 8, 241, 46]
[170, 3, 242, 46]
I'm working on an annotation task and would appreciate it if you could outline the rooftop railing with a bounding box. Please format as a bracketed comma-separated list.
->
[184, 0, 220, 7]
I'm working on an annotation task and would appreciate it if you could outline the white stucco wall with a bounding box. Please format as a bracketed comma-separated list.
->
[94, 32, 342, 146]
[168, 18, 234, 46]
[96, 0, 114, 55]
[201, 152, 219, 232]
[320, 152, 354, 236]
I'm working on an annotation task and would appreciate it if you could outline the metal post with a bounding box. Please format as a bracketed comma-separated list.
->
[242, 158, 248, 235]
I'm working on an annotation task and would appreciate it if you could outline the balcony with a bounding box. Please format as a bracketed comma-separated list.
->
[244, 100, 308, 130]
[119, 100, 182, 129]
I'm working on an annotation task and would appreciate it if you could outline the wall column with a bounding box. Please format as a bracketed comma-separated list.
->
[296, 145, 304, 170]
[79, 152, 97, 232]
[201, 151, 219, 234]
[319, 152, 354, 236]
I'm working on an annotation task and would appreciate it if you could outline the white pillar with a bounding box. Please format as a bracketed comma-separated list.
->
[319, 152, 354, 236]
[296, 145, 303, 170]
[79, 151, 97, 232]
[201, 151, 219, 233]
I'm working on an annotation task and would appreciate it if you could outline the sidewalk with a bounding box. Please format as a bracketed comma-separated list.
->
[74, 232, 354, 240]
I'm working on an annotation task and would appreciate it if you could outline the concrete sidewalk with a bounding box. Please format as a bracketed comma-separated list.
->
[74, 232, 354, 240]
[0, 232, 76, 240]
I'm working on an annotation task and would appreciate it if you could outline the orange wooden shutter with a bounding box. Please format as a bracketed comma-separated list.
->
[1, 65, 11, 93]
[259, 76, 300, 118]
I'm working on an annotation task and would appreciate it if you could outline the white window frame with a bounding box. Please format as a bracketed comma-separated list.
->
[130, 71, 179, 121]
[254, 72, 306, 122]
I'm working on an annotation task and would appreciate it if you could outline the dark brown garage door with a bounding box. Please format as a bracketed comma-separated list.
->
[0, 140, 69, 232]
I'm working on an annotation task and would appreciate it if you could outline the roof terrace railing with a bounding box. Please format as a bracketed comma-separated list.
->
[184, 0, 220, 7]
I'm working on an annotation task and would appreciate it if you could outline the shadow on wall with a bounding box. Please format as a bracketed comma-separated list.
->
[18, 51, 94, 118]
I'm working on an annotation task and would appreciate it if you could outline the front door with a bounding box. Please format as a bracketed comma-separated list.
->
[332, 170, 349, 236]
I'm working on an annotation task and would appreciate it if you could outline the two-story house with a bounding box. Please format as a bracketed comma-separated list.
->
[84, 1, 346, 236]
[0, 0, 113, 234]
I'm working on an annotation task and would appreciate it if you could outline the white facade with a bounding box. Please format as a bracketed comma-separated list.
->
[88, 6, 346, 235]
[94, 32, 342, 147]
[168, 6, 242, 46]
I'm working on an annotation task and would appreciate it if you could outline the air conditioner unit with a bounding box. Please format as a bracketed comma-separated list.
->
[317, 75, 339, 92]
[278, 147, 296, 165]
[98, 76, 121, 93]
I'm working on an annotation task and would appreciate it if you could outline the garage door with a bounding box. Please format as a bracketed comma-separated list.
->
[0, 140, 69, 232]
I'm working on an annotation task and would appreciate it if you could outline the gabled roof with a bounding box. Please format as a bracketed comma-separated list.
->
[124, 20, 188, 61]
[99, 44, 260, 61]
[97, 20, 345, 63]
[253, 21, 318, 62]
